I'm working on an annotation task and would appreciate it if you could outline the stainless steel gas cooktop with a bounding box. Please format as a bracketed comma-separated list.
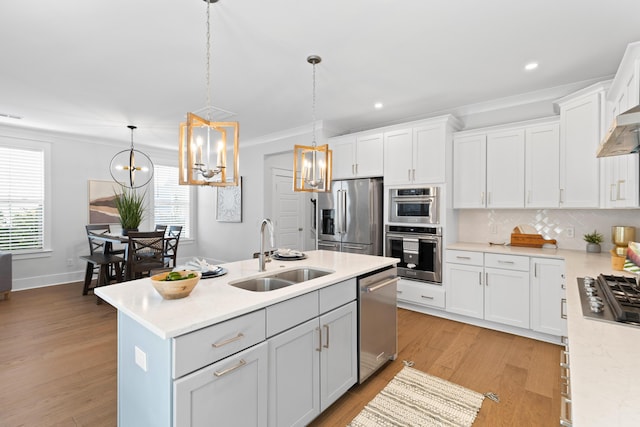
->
[578, 275, 640, 327]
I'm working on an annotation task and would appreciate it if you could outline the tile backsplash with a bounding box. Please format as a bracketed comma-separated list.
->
[458, 209, 640, 251]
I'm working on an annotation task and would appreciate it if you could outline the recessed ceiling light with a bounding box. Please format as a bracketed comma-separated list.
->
[524, 62, 539, 71]
[374, 102, 383, 110]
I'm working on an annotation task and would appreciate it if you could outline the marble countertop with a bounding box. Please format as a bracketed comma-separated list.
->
[95, 250, 397, 340]
[448, 242, 640, 426]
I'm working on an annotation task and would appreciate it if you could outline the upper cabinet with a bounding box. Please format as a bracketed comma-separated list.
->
[329, 133, 383, 180]
[384, 115, 461, 186]
[555, 82, 608, 208]
[453, 119, 558, 209]
[602, 41, 640, 208]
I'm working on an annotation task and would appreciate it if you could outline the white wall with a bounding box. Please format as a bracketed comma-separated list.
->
[1, 124, 199, 290]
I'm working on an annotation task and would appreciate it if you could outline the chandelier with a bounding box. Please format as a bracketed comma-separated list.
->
[293, 55, 332, 192]
[109, 125, 154, 189]
[179, 0, 239, 187]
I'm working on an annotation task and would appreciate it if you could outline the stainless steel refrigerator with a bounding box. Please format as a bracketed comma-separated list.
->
[317, 177, 383, 255]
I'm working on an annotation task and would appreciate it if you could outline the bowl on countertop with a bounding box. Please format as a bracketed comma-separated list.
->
[150, 270, 201, 300]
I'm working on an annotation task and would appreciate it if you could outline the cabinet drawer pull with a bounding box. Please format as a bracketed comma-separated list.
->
[396, 290, 403, 294]
[211, 332, 244, 348]
[456, 256, 471, 260]
[497, 260, 515, 264]
[323, 324, 330, 349]
[213, 359, 247, 377]
[421, 295, 434, 300]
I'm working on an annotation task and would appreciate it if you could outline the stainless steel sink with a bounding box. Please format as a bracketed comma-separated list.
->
[269, 268, 332, 283]
[229, 267, 334, 292]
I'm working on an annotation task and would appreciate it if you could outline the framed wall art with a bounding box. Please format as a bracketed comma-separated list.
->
[88, 180, 122, 224]
[216, 177, 243, 222]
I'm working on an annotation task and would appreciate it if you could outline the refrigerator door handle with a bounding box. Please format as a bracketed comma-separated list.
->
[341, 189, 348, 234]
[335, 190, 342, 235]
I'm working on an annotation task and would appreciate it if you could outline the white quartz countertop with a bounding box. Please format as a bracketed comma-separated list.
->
[449, 242, 640, 426]
[95, 250, 397, 340]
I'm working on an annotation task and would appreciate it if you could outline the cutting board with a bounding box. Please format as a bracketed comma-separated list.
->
[510, 231, 557, 248]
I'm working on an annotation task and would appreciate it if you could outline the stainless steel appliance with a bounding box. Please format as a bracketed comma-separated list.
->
[358, 266, 398, 383]
[578, 275, 640, 326]
[597, 105, 640, 157]
[385, 225, 442, 283]
[389, 187, 439, 224]
[318, 177, 383, 255]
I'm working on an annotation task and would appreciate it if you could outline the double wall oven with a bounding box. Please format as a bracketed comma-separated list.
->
[386, 186, 442, 284]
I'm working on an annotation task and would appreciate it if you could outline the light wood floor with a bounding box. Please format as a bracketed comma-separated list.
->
[0, 283, 560, 426]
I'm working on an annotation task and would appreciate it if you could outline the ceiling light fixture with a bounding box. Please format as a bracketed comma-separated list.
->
[293, 55, 332, 193]
[179, 0, 239, 187]
[524, 62, 539, 71]
[110, 125, 154, 189]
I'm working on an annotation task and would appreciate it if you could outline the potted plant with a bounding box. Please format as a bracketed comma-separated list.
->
[114, 188, 146, 235]
[583, 229, 603, 253]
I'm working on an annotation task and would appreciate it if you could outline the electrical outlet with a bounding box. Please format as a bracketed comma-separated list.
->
[489, 224, 498, 234]
[66, 258, 73, 266]
[566, 227, 575, 238]
[135, 346, 147, 372]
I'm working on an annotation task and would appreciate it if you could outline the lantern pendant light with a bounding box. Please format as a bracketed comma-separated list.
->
[179, 0, 239, 187]
[293, 55, 332, 193]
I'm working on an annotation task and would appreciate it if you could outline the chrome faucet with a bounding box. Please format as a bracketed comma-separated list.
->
[259, 218, 274, 272]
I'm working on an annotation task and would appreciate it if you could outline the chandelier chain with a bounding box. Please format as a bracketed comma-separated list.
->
[205, 1, 212, 120]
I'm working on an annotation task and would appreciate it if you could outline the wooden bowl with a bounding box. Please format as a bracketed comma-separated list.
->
[150, 270, 201, 300]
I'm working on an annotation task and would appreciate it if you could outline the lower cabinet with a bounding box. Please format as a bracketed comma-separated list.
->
[268, 301, 357, 427]
[396, 278, 446, 309]
[174, 341, 268, 427]
[530, 257, 567, 336]
[445, 249, 566, 339]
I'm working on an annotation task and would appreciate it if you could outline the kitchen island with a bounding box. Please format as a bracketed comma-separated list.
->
[447, 243, 640, 427]
[96, 250, 398, 427]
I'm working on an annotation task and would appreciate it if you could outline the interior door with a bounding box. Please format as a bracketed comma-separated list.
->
[272, 170, 303, 250]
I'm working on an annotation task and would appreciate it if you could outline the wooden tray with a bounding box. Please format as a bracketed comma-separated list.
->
[510, 233, 557, 248]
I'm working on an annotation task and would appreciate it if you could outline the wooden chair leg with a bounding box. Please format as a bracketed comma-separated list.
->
[83, 262, 94, 295]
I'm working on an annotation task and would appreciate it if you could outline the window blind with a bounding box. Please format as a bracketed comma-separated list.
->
[154, 165, 191, 238]
[0, 146, 45, 251]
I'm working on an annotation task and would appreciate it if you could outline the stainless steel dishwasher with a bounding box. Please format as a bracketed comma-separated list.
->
[358, 266, 398, 383]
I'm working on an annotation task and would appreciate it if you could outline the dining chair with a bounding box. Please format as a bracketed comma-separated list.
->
[155, 224, 168, 233]
[126, 231, 166, 280]
[81, 224, 125, 297]
[163, 225, 183, 268]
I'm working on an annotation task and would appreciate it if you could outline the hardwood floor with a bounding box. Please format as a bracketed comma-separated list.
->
[0, 283, 560, 426]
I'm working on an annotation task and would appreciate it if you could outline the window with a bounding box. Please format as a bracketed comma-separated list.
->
[154, 165, 191, 238]
[0, 145, 45, 251]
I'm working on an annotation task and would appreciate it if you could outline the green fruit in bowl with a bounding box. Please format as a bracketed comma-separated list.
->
[164, 271, 196, 281]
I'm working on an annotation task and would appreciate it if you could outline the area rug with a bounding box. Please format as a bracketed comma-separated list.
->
[348, 364, 494, 427]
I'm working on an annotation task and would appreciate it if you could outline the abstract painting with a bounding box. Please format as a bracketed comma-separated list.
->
[88, 180, 122, 224]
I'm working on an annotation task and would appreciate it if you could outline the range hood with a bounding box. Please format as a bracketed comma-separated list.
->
[597, 105, 640, 157]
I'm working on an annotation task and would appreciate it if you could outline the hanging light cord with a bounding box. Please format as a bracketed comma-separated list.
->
[311, 59, 317, 147]
[205, 1, 212, 121]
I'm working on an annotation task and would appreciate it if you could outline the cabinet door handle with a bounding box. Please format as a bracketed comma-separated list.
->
[481, 191, 485, 205]
[397, 290, 403, 294]
[559, 188, 564, 204]
[534, 263, 538, 278]
[485, 272, 489, 286]
[561, 298, 567, 319]
[355, 164, 358, 176]
[213, 359, 247, 377]
[408, 169, 412, 181]
[412, 169, 416, 181]
[316, 327, 322, 352]
[618, 179, 626, 200]
[478, 272, 482, 286]
[323, 324, 330, 349]
[211, 332, 244, 348]
[488, 192, 492, 205]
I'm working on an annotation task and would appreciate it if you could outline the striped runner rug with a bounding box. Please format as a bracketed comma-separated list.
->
[348, 365, 486, 427]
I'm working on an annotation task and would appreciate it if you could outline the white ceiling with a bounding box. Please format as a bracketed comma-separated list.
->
[2, 0, 640, 151]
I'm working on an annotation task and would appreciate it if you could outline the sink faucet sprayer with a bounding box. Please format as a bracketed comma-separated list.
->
[259, 219, 275, 272]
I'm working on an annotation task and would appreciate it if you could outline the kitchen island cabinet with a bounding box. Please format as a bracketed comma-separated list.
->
[95, 251, 396, 427]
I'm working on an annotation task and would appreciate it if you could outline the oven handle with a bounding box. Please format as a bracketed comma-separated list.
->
[386, 233, 441, 241]
[392, 197, 436, 203]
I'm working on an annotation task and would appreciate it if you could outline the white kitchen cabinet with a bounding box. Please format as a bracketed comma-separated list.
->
[556, 82, 608, 208]
[525, 123, 560, 208]
[602, 43, 640, 208]
[329, 133, 383, 179]
[268, 283, 357, 427]
[486, 129, 525, 208]
[174, 342, 268, 427]
[530, 257, 566, 336]
[396, 278, 446, 309]
[446, 251, 530, 329]
[453, 134, 486, 208]
[384, 128, 414, 185]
